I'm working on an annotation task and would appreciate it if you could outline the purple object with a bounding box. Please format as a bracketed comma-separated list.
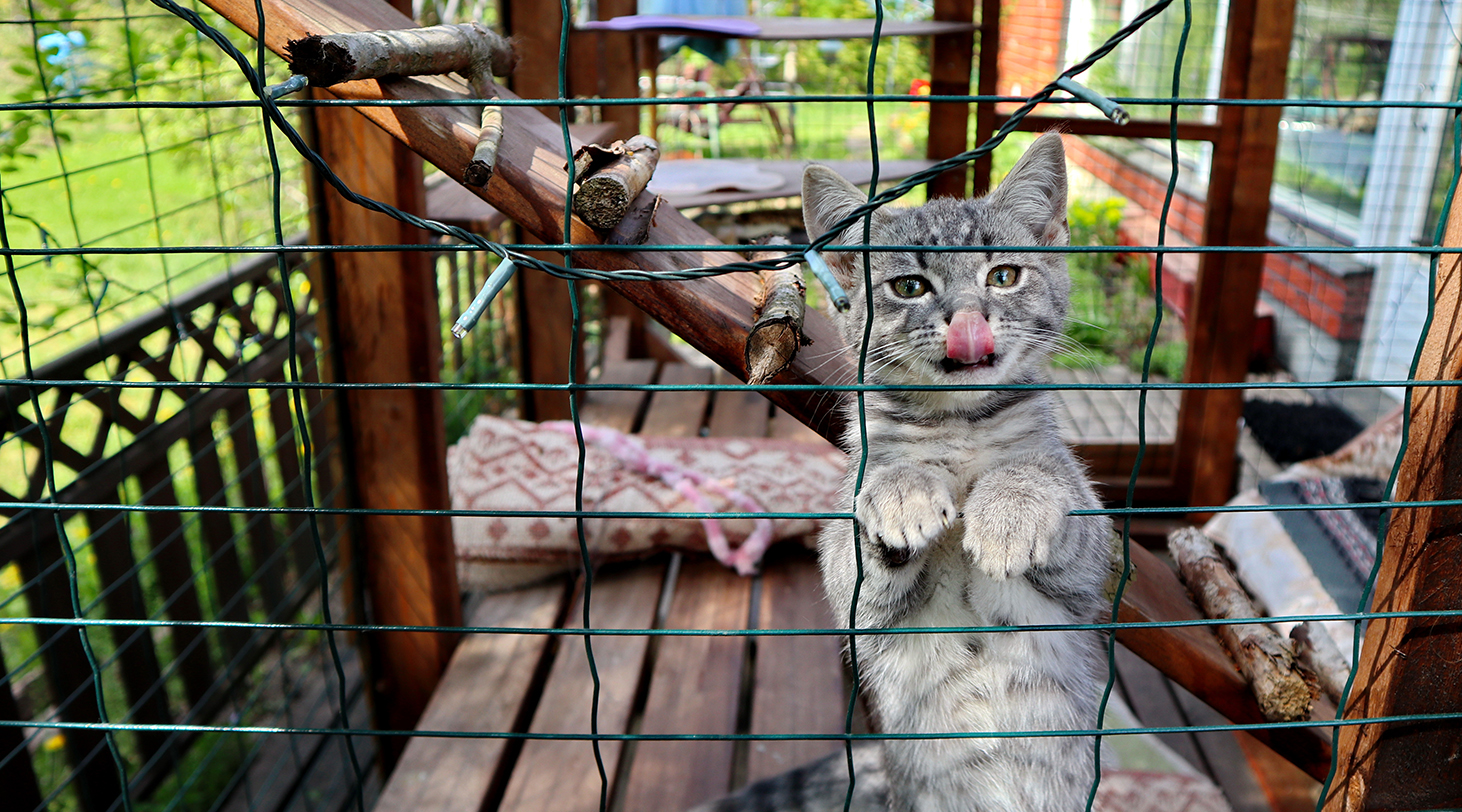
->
[579, 15, 762, 37]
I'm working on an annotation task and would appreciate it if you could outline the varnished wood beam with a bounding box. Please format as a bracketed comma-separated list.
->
[927, 0, 977, 198]
[1174, 0, 1296, 512]
[970, 0, 999, 195]
[1323, 185, 1462, 812]
[310, 81, 460, 767]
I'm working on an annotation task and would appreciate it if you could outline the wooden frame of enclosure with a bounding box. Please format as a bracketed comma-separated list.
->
[505, 0, 1297, 514]
[191, 0, 1462, 804]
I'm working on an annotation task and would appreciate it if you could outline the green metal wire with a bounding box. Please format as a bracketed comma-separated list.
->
[1313, 25, 1462, 812]
[13, 93, 1462, 111]
[5, 0, 1462, 807]
[6, 707, 1462, 740]
[1088, 1, 1190, 808]
[250, 0, 368, 804]
[15, 606, 1462, 637]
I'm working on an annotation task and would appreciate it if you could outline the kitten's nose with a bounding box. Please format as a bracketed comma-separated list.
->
[946, 309, 995, 364]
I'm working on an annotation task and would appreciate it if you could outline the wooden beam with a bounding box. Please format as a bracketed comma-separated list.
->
[995, 112, 1223, 143]
[1323, 196, 1462, 811]
[310, 83, 460, 766]
[201, 0, 850, 441]
[200, 0, 1330, 776]
[970, 0, 999, 195]
[1117, 543, 1333, 781]
[1173, 0, 1295, 512]
[585, 0, 640, 139]
[927, 0, 976, 198]
[501, 0, 581, 420]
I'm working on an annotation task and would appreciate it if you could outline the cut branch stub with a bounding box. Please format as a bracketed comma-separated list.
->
[570, 135, 661, 230]
[744, 237, 808, 386]
[463, 74, 504, 187]
[1291, 621, 1351, 705]
[286, 22, 517, 87]
[605, 191, 662, 247]
[1168, 527, 1318, 722]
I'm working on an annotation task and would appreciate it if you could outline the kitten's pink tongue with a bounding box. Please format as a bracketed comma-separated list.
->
[947, 310, 995, 364]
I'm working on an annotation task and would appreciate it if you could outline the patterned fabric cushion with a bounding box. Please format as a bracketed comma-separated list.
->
[448, 415, 845, 589]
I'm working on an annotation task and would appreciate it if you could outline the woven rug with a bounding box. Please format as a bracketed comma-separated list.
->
[1094, 770, 1233, 812]
[1258, 476, 1383, 614]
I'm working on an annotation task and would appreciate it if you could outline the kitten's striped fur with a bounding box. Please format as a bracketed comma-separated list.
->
[695, 134, 1111, 812]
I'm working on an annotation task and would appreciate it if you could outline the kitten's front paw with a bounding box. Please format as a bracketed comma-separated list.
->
[855, 468, 956, 566]
[961, 487, 1067, 580]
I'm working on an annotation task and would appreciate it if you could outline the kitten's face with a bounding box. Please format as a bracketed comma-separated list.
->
[802, 133, 1072, 413]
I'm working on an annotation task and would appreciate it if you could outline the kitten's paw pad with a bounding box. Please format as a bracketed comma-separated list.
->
[855, 472, 956, 563]
[961, 492, 1066, 579]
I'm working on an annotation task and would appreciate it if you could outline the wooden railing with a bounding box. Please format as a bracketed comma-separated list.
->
[0, 239, 349, 812]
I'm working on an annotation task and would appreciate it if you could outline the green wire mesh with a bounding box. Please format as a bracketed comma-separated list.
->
[3, 0, 1461, 810]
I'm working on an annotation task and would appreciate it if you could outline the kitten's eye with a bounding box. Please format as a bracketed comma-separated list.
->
[890, 276, 931, 298]
[986, 266, 1021, 288]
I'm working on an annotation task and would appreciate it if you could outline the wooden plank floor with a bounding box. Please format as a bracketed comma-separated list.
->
[374, 358, 1297, 812]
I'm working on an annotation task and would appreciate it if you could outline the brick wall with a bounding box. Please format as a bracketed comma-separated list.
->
[998, 0, 1068, 97]
[1065, 137, 1371, 344]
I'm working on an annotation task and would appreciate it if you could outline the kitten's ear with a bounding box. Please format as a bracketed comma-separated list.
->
[988, 132, 1069, 246]
[803, 165, 871, 284]
[803, 165, 868, 240]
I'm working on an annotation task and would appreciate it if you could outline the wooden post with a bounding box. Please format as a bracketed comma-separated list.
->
[1173, 0, 1295, 511]
[927, 0, 977, 198]
[503, 0, 580, 420]
[971, 0, 1000, 195]
[310, 77, 461, 766]
[590, 0, 640, 139]
[1322, 198, 1462, 811]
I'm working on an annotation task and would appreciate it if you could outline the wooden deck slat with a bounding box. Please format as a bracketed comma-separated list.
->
[770, 406, 830, 443]
[372, 581, 567, 812]
[496, 564, 667, 812]
[1170, 683, 1273, 812]
[577, 359, 658, 432]
[708, 370, 771, 438]
[1111, 643, 1210, 779]
[220, 646, 364, 812]
[747, 551, 846, 784]
[618, 558, 753, 811]
[639, 364, 712, 437]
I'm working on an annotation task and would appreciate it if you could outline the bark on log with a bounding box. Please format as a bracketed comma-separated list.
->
[744, 237, 807, 386]
[286, 22, 516, 87]
[1168, 527, 1317, 722]
[571, 135, 661, 230]
[1291, 621, 1351, 706]
[605, 191, 661, 246]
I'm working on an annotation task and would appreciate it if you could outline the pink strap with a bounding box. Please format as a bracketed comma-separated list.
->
[544, 422, 775, 575]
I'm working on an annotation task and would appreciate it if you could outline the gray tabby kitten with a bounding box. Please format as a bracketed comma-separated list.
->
[696, 133, 1113, 812]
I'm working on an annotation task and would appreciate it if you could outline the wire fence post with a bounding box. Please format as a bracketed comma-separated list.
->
[308, 61, 461, 768]
[1173, 0, 1296, 513]
[925, 0, 976, 198]
[1324, 175, 1462, 811]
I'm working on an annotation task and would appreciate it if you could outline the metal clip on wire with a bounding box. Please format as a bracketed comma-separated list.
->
[1054, 76, 1130, 126]
[804, 249, 851, 311]
[452, 257, 518, 338]
[264, 74, 309, 100]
